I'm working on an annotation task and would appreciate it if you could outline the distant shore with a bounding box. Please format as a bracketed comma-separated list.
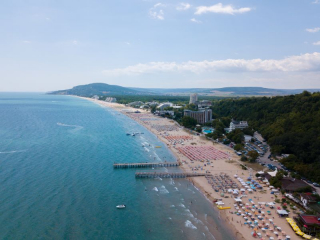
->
[80, 97, 297, 240]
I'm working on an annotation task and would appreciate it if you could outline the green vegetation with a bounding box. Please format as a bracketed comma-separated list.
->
[234, 144, 243, 151]
[181, 116, 197, 129]
[211, 91, 320, 182]
[49, 83, 149, 96]
[247, 150, 259, 162]
[227, 129, 244, 144]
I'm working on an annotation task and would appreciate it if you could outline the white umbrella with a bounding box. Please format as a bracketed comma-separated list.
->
[274, 231, 278, 235]
[277, 227, 281, 231]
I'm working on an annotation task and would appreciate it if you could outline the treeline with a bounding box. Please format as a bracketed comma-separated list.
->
[100, 95, 225, 104]
[211, 91, 320, 182]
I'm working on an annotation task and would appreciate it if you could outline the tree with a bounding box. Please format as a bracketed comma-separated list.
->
[181, 116, 197, 128]
[247, 150, 259, 162]
[227, 129, 244, 144]
[195, 126, 202, 133]
[151, 105, 157, 113]
[234, 144, 243, 151]
[241, 156, 248, 161]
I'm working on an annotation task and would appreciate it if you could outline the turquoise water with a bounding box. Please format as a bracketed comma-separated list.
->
[0, 93, 235, 240]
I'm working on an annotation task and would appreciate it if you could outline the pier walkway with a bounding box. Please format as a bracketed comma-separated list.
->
[113, 162, 179, 169]
[135, 172, 208, 178]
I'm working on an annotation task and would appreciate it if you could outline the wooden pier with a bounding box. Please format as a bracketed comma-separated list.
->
[135, 172, 207, 178]
[113, 162, 180, 169]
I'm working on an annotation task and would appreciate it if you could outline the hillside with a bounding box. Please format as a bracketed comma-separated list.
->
[49, 83, 320, 97]
[211, 91, 320, 182]
[130, 87, 320, 96]
[48, 83, 151, 96]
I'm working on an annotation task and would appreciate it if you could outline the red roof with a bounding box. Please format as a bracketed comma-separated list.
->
[300, 215, 320, 225]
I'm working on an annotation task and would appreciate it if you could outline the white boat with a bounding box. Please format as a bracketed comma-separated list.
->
[116, 205, 126, 209]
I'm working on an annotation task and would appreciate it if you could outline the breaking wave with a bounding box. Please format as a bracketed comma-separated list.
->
[185, 220, 197, 229]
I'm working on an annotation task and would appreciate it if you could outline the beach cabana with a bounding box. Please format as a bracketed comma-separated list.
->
[277, 210, 289, 217]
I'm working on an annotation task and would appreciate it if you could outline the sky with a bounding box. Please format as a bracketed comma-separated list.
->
[1, 0, 320, 92]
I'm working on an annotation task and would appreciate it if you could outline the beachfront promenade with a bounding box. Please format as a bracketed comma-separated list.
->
[135, 172, 208, 178]
[113, 162, 180, 168]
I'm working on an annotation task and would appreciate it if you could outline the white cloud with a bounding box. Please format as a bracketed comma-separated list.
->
[313, 41, 320, 45]
[190, 18, 202, 23]
[176, 3, 191, 11]
[312, 0, 319, 4]
[125, 42, 131, 45]
[195, 3, 251, 15]
[23, 40, 31, 44]
[102, 52, 320, 76]
[72, 40, 78, 45]
[306, 27, 320, 33]
[149, 3, 165, 20]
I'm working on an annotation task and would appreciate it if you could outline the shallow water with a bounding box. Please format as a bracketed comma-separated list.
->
[0, 93, 235, 240]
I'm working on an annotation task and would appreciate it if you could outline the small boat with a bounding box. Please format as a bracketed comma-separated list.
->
[126, 133, 131, 135]
[116, 205, 126, 209]
[155, 146, 161, 148]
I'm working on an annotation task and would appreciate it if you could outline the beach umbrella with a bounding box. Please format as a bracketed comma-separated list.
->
[270, 237, 274, 240]
[274, 231, 278, 235]
[269, 219, 273, 222]
[257, 233, 262, 237]
[285, 236, 290, 240]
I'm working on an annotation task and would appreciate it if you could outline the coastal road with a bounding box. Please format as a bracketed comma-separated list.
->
[257, 149, 281, 169]
[254, 132, 282, 169]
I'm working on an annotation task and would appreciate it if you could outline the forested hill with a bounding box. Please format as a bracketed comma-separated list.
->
[48, 83, 151, 96]
[211, 91, 320, 181]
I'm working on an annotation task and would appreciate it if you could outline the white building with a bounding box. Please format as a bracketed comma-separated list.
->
[197, 100, 212, 108]
[105, 97, 117, 103]
[157, 102, 173, 110]
[229, 120, 248, 131]
[92, 95, 99, 100]
[189, 93, 198, 104]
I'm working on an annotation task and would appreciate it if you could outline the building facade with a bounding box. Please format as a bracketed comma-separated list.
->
[229, 120, 249, 131]
[197, 100, 212, 108]
[189, 93, 198, 104]
[105, 97, 117, 103]
[184, 108, 212, 124]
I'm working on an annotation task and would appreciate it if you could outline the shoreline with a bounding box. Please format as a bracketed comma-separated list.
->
[80, 97, 298, 240]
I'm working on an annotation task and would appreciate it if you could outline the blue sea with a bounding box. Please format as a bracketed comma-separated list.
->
[0, 93, 235, 240]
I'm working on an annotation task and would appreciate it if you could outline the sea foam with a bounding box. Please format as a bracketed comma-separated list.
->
[185, 220, 197, 229]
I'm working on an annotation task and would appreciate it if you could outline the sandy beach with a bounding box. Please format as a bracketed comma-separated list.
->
[85, 98, 299, 240]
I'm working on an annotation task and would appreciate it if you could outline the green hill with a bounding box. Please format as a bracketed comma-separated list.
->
[48, 83, 151, 96]
[211, 91, 320, 182]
